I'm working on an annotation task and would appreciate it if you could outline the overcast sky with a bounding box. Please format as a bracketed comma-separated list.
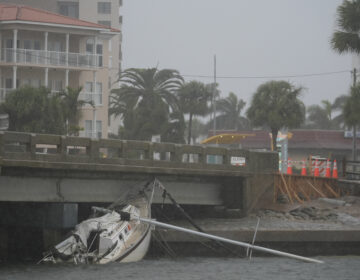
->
[121, 0, 353, 107]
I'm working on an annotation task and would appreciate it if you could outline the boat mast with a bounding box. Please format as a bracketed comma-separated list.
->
[138, 217, 323, 264]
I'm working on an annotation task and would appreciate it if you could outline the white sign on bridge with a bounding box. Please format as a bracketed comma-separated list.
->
[231, 156, 246, 166]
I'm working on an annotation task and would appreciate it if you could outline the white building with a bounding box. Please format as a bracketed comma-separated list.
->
[0, 0, 123, 136]
[0, 4, 119, 138]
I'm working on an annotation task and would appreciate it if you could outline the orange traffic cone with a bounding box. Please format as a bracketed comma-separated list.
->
[301, 160, 307, 176]
[325, 159, 331, 178]
[287, 158, 293, 175]
[314, 159, 320, 177]
[332, 160, 338, 179]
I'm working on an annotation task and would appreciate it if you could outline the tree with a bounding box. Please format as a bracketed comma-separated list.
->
[246, 81, 305, 150]
[60, 87, 89, 135]
[160, 110, 186, 143]
[110, 68, 183, 141]
[177, 81, 213, 144]
[344, 84, 360, 130]
[331, 0, 360, 159]
[305, 98, 348, 129]
[188, 118, 208, 144]
[0, 86, 65, 134]
[331, 0, 360, 54]
[214, 92, 250, 131]
[306, 100, 334, 129]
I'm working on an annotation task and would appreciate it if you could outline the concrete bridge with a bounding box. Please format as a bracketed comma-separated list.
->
[0, 131, 277, 211]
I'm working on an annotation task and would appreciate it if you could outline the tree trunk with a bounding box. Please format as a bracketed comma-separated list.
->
[353, 125, 357, 161]
[271, 128, 278, 152]
[187, 113, 193, 145]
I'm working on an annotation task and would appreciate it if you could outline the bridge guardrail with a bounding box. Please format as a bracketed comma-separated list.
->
[345, 160, 360, 180]
[0, 131, 277, 174]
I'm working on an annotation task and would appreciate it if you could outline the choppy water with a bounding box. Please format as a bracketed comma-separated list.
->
[1, 256, 359, 280]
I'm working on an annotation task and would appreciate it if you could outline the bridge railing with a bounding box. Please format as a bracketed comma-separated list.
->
[0, 131, 277, 173]
[345, 160, 360, 180]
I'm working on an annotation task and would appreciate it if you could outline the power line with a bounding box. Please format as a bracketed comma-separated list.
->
[3, 49, 353, 79]
[182, 70, 351, 79]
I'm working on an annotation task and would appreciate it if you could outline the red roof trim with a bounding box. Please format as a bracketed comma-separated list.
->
[0, 4, 119, 32]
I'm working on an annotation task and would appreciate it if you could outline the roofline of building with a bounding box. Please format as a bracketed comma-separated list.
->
[0, 4, 120, 33]
[0, 20, 111, 32]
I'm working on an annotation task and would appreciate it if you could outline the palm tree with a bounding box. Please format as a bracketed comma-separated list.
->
[215, 92, 250, 131]
[305, 98, 348, 129]
[110, 68, 183, 140]
[60, 87, 89, 136]
[246, 81, 305, 151]
[344, 84, 360, 132]
[331, 0, 360, 54]
[332, 94, 349, 128]
[331, 0, 360, 159]
[306, 100, 334, 129]
[178, 81, 213, 144]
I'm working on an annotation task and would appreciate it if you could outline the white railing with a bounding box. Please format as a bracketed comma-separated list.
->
[1, 48, 103, 68]
[0, 88, 13, 103]
[78, 91, 102, 106]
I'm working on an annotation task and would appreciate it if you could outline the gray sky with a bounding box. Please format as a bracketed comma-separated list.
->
[121, 0, 352, 107]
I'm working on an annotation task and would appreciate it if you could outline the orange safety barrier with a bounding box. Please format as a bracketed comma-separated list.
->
[287, 158, 293, 175]
[332, 160, 338, 179]
[314, 159, 320, 177]
[325, 159, 331, 178]
[301, 160, 307, 176]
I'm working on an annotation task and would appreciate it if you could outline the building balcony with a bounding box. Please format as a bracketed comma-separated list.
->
[0, 48, 103, 69]
[78, 91, 102, 106]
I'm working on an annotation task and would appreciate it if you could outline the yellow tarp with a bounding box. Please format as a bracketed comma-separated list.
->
[200, 133, 255, 144]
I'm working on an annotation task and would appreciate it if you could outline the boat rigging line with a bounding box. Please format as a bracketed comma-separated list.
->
[155, 178, 240, 257]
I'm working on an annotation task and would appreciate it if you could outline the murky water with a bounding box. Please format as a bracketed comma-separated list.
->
[1, 256, 359, 280]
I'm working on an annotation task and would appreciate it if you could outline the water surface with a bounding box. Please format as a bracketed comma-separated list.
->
[1, 256, 359, 280]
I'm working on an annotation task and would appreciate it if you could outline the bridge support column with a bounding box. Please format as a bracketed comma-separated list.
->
[0, 227, 8, 262]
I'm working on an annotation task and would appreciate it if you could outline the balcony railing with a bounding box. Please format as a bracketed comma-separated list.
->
[79, 91, 102, 106]
[1, 48, 103, 68]
[0, 88, 13, 103]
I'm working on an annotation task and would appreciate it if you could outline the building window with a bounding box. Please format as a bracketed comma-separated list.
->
[96, 121, 102, 138]
[84, 120, 102, 138]
[84, 82, 102, 105]
[98, 20, 111, 27]
[119, 16, 123, 24]
[86, 39, 103, 54]
[58, 2, 79, 18]
[98, 2, 111, 14]
[85, 120, 92, 138]
[86, 39, 94, 54]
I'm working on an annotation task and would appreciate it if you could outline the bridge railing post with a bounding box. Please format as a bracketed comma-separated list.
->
[223, 148, 230, 166]
[90, 139, 100, 160]
[121, 140, 128, 159]
[173, 144, 183, 163]
[59, 136, 67, 159]
[147, 142, 154, 161]
[198, 146, 206, 164]
[0, 132, 4, 157]
[30, 133, 37, 159]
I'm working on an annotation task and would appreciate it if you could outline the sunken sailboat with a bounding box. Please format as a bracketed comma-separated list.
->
[41, 181, 155, 264]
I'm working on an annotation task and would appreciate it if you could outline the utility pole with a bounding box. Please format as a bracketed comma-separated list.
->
[212, 55, 217, 136]
[352, 68, 357, 161]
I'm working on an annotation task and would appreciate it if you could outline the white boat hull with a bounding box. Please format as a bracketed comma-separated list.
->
[120, 228, 151, 263]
